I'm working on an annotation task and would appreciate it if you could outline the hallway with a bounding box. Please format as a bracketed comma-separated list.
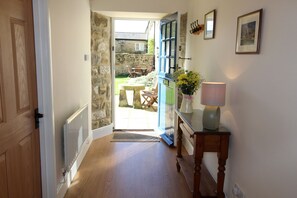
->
[64, 135, 191, 198]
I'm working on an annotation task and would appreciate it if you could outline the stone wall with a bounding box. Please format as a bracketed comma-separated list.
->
[115, 53, 154, 76]
[115, 40, 147, 54]
[179, 13, 188, 68]
[91, 12, 112, 129]
[177, 13, 188, 109]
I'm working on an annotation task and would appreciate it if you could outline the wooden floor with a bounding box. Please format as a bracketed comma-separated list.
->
[65, 134, 192, 198]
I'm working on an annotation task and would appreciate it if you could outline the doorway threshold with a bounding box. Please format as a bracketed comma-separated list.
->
[113, 129, 155, 132]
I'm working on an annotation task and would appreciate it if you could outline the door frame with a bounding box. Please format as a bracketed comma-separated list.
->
[111, 17, 160, 129]
[32, 0, 57, 197]
[111, 18, 115, 129]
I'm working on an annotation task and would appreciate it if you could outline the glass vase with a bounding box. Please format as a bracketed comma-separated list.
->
[180, 94, 193, 113]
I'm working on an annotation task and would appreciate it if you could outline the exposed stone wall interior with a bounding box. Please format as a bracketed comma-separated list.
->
[177, 13, 188, 109]
[179, 13, 188, 69]
[91, 12, 112, 129]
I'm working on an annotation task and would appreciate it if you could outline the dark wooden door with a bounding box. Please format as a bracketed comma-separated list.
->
[0, 0, 42, 197]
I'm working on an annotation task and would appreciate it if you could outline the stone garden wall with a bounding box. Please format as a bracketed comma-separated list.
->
[91, 12, 112, 129]
[115, 53, 154, 76]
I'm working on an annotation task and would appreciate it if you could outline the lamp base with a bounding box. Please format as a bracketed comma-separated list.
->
[202, 106, 220, 130]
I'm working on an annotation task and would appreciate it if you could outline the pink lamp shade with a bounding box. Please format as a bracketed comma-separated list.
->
[201, 82, 226, 106]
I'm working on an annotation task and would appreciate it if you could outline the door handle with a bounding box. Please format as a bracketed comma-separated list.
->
[34, 108, 44, 129]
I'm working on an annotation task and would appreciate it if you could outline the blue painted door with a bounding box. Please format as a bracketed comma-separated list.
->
[158, 13, 178, 145]
[158, 13, 178, 78]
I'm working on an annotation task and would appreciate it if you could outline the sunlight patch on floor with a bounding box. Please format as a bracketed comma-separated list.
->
[114, 91, 158, 130]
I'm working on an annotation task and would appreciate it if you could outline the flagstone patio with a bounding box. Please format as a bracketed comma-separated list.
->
[114, 90, 158, 130]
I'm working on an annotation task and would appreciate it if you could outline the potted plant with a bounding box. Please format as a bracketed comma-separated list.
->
[173, 69, 203, 113]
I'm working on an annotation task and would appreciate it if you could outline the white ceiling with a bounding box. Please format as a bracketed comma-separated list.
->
[95, 11, 167, 19]
[114, 20, 149, 33]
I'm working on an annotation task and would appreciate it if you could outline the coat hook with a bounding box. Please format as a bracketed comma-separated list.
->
[189, 19, 204, 35]
[179, 57, 192, 60]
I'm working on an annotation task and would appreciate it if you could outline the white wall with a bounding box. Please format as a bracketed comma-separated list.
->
[48, 0, 91, 186]
[69, 0, 297, 197]
[90, 0, 187, 15]
[186, 0, 297, 197]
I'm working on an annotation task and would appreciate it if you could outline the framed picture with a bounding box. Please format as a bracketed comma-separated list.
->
[204, 10, 216, 39]
[235, 9, 263, 54]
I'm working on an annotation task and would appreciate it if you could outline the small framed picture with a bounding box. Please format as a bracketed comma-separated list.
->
[235, 9, 263, 54]
[204, 10, 216, 39]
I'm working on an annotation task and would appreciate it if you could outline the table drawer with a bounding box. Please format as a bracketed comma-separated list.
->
[180, 123, 194, 146]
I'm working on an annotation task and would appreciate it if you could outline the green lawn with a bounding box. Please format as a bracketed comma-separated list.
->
[114, 77, 129, 95]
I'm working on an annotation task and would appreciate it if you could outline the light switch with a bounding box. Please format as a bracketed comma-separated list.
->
[84, 54, 89, 61]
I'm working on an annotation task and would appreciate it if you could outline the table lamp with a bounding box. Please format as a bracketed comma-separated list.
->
[201, 82, 226, 130]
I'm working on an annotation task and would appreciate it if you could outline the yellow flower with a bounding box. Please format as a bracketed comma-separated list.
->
[173, 69, 203, 95]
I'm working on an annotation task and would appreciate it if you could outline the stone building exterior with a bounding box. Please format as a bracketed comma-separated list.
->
[91, 12, 112, 129]
[114, 22, 155, 76]
[115, 40, 147, 54]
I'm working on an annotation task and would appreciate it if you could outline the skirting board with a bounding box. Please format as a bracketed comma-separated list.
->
[57, 123, 113, 197]
[56, 135, 92, 198]
[92, 124, 113, 140]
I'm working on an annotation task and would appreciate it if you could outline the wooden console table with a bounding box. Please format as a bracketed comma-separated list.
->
[175, 109, 230, 198]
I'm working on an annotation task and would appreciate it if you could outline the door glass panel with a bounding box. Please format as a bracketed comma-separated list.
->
[161, 58, 166, 72]
[166, 24, 171, 38]
[172, 21, 176, 38]
[162, 25, 166, 39]
[161, 41, 165, 56]
[171, 40, 175, 56]
[170, 58, 175, 68]
[165, 59, 169, 73]
[166, 41, 170, 56]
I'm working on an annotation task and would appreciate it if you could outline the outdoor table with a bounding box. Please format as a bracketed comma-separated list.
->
[132, 67, 147, 75]
[119, 84, 145, 109]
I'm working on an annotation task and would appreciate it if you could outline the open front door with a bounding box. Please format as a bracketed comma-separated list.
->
[0, 0, 42, 196]
[158, 12, 179, 146]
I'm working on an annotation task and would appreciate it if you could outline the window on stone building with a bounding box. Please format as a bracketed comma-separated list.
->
[135, 43, 145, 51]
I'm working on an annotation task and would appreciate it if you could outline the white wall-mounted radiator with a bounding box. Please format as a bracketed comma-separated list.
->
[64, 104, 89, 171]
